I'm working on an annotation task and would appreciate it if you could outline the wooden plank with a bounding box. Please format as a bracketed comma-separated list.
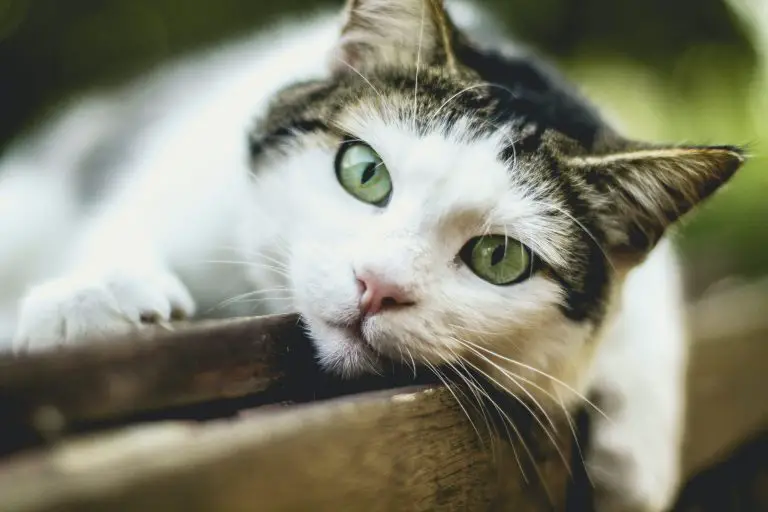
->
[0, 313, 436, 456]
[0, 387, 573, 512]
[0, 314, 306, 416]
[0, 314, 314, 455]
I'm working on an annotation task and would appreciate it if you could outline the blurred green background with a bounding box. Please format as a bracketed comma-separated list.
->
[0, 0, 765, 293]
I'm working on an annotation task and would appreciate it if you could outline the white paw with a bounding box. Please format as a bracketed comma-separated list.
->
[13, 269, 195, 352]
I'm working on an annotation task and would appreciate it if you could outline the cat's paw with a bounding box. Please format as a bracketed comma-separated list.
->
[13, 269, 195, 351]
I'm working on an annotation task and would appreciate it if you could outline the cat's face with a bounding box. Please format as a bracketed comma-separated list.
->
[283, 102, 591, 387]
[245, 0, 744, 405]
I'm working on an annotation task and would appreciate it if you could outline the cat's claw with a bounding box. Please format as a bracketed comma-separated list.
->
[13, 269, 195, 352]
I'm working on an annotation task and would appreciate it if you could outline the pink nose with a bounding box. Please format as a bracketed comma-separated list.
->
[356, 270, 414, 316]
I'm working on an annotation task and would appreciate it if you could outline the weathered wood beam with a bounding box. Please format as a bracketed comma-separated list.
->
[0, 314, 314, 455]
[0, 313, 446, 457]
[0, 386, 573, 512]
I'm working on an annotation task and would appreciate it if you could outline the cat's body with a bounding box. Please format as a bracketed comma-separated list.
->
[0, 1, 743, 511]
[0, 12, 346, 334]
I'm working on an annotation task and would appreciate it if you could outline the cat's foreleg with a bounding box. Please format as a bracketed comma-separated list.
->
[12, 160, 248, 351]
[586, 242, 688, 512]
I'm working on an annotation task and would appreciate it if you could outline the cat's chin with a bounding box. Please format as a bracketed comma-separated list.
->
[306, 317, 384, 378]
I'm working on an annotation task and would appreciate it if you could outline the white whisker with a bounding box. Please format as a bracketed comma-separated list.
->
[449, 338, 571, 476]
[193, 260, 290, 279]
[209, 287, 293, 312]
[439, 349, 501, 460]
[334, 57, 384, 100]
[558, 394, 592, 487]
[333, 57, 396, 120]
[428, 84, 492, 124]
[404, 346, 418, 378]
[541, 202, 616, 272]
[458, 337, 609, 421]
[438, 353, 539, 484]
[424, 360, 484, 447]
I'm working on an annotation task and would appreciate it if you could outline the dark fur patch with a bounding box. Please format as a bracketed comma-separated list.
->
[456, 40, 605, 150]
[542, 150, 609, 322]
[249, 119, 332, 158]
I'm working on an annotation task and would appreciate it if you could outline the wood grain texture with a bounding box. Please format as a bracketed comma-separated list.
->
[0, 387, 572, 512]
[0, 314, 314, 454]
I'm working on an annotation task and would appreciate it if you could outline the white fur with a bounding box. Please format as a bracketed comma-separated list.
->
[0, 13, 343, 342]
[587, 239, 688, 511]
[0, 3, 688, 511]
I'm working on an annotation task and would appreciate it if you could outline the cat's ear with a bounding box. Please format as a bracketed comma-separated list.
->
[565, 144, 746, 257]
[332, 0, 457, 72]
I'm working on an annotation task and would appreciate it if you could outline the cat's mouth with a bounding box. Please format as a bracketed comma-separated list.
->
[316, 317, 389, 377]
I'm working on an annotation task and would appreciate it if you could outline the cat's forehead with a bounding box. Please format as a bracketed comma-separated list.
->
[342, 67, 513, 135]
[339, 105, 509, 201]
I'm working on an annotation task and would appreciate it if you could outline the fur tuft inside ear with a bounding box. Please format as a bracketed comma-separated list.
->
[331, 0, 456, 73]
[565, 145, 746, 254]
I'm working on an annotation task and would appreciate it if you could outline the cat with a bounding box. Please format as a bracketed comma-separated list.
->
[0, 0, 745, 510]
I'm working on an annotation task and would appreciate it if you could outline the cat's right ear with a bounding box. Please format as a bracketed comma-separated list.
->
[331, 0, 457, 73]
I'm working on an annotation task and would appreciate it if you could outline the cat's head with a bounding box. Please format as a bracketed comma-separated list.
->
[246, 0, 745, 404]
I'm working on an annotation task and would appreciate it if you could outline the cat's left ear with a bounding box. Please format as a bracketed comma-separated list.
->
[565, 144, 746, 258]
[331, 0, 457, 72]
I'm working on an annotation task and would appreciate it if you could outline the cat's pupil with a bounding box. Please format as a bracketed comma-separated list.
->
[490, 244, 505, 266]
[360, 164, 376, 185]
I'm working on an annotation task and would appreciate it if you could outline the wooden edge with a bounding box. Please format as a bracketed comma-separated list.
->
[0, 313, 315, 454]
[0, 387, 573, 512]
[0, 312, 441, 457]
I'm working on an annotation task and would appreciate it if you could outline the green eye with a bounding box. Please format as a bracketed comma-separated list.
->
[461, 235, 532, 286]
[336, 142, 392, 206]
